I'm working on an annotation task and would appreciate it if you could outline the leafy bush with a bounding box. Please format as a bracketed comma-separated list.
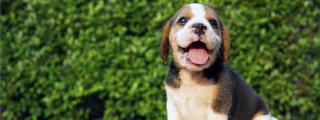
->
[1, 0, 319, 119]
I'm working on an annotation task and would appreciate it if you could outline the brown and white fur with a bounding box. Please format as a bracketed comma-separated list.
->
[161, 3, 276, 120]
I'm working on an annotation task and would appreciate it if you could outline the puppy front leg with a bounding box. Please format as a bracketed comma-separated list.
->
[167, 100, 181, 120]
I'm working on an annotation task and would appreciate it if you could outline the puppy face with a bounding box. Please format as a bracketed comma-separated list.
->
[161, 3, 229, 71]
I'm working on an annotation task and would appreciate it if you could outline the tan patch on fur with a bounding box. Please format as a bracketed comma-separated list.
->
[204, 6, 217, 20]
[211, 85, 223, 112]
[161, 19, 173, 61]
[177, 6, 193, 20]
[252, 111, 265, 120]
[220, 22, 229, 63]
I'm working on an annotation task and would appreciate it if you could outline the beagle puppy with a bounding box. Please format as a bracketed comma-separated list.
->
[161, 3, 276, 120]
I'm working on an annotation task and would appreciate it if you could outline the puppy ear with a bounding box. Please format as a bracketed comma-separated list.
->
[219, 20, 229, 63]
[161, 18, 173, 62]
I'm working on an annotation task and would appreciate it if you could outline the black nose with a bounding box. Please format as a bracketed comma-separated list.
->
[192, 23, 207, 35]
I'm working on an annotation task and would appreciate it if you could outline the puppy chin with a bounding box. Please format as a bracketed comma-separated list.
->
[183, 60, 211, 71]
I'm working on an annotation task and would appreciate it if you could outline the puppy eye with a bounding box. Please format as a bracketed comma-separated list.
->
[209, 19, 218, 29]
[177, 17, 188, 25]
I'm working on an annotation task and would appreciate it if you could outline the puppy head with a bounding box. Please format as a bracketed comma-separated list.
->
[161, 3, 229, 71]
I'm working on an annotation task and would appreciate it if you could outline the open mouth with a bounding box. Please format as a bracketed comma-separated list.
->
[179, 41, 209, 65]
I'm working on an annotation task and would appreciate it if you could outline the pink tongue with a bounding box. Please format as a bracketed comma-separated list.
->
[187, 47, 209, 65]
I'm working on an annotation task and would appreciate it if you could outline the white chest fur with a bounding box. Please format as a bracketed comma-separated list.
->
[165, 70, 228, 120]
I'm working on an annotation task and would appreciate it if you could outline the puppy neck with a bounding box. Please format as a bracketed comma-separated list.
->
[166, 56, 224, 88]
[179, 68, 211, 86]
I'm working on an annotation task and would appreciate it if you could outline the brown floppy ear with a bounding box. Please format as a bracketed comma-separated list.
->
[161, 18, 173, 62]
[219, 20, 229, 63]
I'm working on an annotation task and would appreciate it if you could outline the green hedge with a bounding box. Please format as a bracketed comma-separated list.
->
[1, 0, 319, 119]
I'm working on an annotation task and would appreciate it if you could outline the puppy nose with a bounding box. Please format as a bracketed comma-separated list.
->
[192, 23, 207, 35]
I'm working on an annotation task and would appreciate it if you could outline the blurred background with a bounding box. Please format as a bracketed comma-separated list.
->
[1, 0, 319, 120]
